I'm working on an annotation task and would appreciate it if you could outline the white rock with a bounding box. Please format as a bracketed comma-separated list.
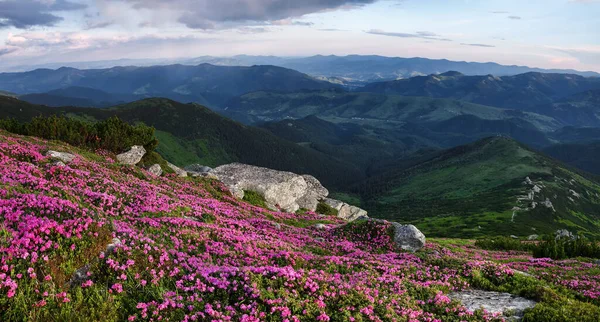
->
[148, 164, 162, 176]
[46, 150, 76, 163]
[167, 162, 188, 177]
[116, 146, 146, 165]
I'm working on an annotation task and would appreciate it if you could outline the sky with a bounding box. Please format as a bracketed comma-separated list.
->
[0, 0, 599, 72]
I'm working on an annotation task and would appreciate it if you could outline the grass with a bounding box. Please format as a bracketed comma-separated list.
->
[242, 190, 269, 209]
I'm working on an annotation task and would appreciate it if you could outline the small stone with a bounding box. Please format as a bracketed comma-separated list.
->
[314, 223, 327, 229]
[46, 150, 76, 163]
[148, 164, 162, 176]
[106, 238, 121, 254]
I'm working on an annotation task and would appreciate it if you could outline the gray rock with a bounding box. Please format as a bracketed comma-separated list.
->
[167, 162, 188, 177]
[555, 229, 575, 240]
[338, 204, 369, 222]
[527, 234, 539, 241]
[323, 198, 345, 211]
[296, 175, 329, 211]
[314, 223, 327, 230]
[185, 164, 213, 174]
[272, 222, 282, 230]
[209, 163, 326, 212]
[106, 238, 122, 254]
[510, 235, 519, 239]
[391, 223, 425, 252]
[450, 290, 536, 320]
[116, 146, 146, 165]
[69, 264, 91, 286]
[46, 150, 76, 163]
[594, 259, 600, 265]
[314, 237, 325, 243]
[148, 164, 162, 176]
[51, 161, 66, 167]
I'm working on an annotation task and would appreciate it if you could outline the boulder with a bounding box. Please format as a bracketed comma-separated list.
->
[209, 163, 327, 212]
[296, 175, 329, 210]
[185, 164, 213, 174]
[391, 223, 425, 252]
[323, 198, 345, 211]
[338, 204, 368, 222]
[116, 146, 146, 165]
[46, 150, 76, 163]
[314, 223, 327, 230]
[527, 234, 539, 241]
[167, 162, 188, 177]
[449, 290, 536, 320]
[148, 164, 162, 176]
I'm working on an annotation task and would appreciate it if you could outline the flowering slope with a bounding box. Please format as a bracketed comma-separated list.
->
[0, 131, 599, 322]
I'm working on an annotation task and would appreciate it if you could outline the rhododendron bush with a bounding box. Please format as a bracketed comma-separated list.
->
[0, 131, 599, 321]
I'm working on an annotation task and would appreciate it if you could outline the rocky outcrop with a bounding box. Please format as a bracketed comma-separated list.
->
[390, 223, 425, 252]
[209, 163, 326, 212]
[323, 198, 369, 222]
[46, 150, 76, 163]
[338, 204, 368, 222]
[296, 175, 329, 210]
[449, 290, 536, 320]
[148, 164, 162, 176]
[167, 162, 188, 177]
[116, 146, 146, 165]
[185, 164, 212, 175]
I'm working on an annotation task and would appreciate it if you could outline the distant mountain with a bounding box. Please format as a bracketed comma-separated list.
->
[361, 72, 600, 126]
[19, 86, 137, 107]
[354, 137, 600, 238]
[550, 126, 600, 143]
[6, 55, 598, 85]
[0, 64, 340, 108]
[226, 89, 562, 132]
[0, 96, 362, 188]
[543, 141, 600, 176]
[528, 89, 600, 127]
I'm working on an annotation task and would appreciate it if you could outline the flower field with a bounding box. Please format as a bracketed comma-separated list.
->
[0, 130, 599, 321]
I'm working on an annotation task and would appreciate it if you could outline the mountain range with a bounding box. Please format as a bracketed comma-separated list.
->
[5, 54, 599, 84]
[0, 64, 338, 108]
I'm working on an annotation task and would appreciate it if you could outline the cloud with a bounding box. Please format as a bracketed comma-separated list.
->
[318, 28, 348, 32]
[0, 47, 18, 56]
[104, 0, 378, 29]
[508, 16, 521, 20]
[461, 43, 495, 48]
[366, 29, 451, 41]
[552, 46, 600, 65]
[0, 0, 86, 29]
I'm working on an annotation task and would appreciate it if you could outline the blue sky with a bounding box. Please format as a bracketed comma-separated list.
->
[0, 0, 598, 72]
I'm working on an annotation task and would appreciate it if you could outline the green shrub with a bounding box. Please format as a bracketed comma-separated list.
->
[242, 190, 268, 209]
[0, 115, 158, 155]
[532, 234, 600, 260]
[316, 201, 338, 216]
[475, 236, 534, 252]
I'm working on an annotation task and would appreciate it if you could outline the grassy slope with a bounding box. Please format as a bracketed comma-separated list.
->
[357, 137, 600, 238]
